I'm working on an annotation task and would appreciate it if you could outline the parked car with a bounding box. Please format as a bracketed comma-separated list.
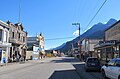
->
[84, 57, 101, 72]
[101, 58, 120, 79]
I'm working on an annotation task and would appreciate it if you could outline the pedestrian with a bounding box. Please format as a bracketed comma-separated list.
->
[18, 52, 21, 62]
[40, 52, 43, 59]
[12, 54, 15, 62]
[23, 55, 26, 62]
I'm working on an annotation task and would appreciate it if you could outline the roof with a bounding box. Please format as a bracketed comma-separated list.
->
[0, 20, 9, 29]
[15, 23, 24, 30]
[105, 20, 120, 31]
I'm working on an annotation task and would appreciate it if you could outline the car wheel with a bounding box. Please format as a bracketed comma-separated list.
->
[85, 68, 89, 72]
[84, 66, 88, 72]
[101, 70, 107, 79]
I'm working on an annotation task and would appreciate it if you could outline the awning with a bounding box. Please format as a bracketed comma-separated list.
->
[0, 43, 11, 48]
[94, 40, 116, 49]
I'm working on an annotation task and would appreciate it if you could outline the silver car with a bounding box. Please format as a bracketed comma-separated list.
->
[101, 58, 120, 79]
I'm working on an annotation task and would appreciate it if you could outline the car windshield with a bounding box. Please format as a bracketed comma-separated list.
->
[87, 58, 99, 63]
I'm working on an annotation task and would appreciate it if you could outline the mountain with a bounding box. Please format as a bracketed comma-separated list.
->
[74, 18, 117, 42]
[53, 18, 117, 53]
[51, 43, 66, 50]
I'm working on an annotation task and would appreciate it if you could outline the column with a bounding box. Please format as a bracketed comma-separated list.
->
[111, 47, 113, 59]
[105, 48, 107, 62]
[6, 47, 9, 66]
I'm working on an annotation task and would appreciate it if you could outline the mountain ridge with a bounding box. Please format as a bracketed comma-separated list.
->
[52, 18, 117, 53]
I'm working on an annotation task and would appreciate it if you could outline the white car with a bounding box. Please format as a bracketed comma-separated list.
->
[101, 58, 120, 79]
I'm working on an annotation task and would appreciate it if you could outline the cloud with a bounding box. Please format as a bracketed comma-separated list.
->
[73, 30, 79, 36]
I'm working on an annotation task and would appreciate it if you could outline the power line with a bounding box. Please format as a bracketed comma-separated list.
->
[86, 0, 99, 23]
[83, 0, 108, 32]
[45, 36, 75, 41]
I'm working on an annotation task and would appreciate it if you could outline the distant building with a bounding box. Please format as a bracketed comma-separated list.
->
[36, 33, 45, 59]
[27, 37, 39, 60]
[27, 33, 45, 60]
[27, 37, 39, 51]
[81, 38, 103, 58]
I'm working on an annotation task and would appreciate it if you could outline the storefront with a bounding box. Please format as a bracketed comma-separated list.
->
[94, 20, 120, 63]
[0, 43, 11, 65]
[0, 20, 11, 65]
[95, 40, 120, 62]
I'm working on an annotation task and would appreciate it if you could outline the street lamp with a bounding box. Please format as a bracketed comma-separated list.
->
[72, 23, 81, 59]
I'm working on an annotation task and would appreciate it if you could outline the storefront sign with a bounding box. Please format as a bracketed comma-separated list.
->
[99, 40, 116, 46]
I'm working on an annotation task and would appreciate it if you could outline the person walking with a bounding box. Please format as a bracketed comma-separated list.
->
[18, 52, 21, 62]
[23, 54, 26, 62]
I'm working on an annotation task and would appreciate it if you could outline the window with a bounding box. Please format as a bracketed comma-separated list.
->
[115, 60, 120, 67]
[18, 33, 20, 40]
[6, 31, 8, 42]
[12, 32, 14, 38]
[87, 58, 99, 63]
[0, 29, 2, 41]
[107, 59, 116, 66]
[23, 37, 25, 42]
[4, 31, 8, 42]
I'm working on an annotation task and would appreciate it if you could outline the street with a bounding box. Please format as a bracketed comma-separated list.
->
[0, 57, 102, 79]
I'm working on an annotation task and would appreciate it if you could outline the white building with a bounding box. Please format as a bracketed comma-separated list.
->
[0, 20, 11, 65]
[81, 38, 103, 57]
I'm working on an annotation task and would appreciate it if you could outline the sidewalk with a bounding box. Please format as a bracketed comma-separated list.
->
[0, 59, 40, 74]
[0, 57, 52, 67]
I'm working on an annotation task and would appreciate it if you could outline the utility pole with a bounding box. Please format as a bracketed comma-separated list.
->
[72, 23, 81, 59]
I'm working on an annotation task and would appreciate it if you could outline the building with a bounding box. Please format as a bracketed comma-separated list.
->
[6, 21, 27, 61]
[70, 42, 79, 57]
[94, 20, 120, 62]
[27, 33, 45, 60]
[81, 38, 103, 58]
[36, 33, 45, 59]
[27, 37, 39, 60]
[0, 20, 11, 65]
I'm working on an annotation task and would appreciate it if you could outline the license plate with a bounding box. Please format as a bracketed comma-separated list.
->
[91, 63, 95, 65]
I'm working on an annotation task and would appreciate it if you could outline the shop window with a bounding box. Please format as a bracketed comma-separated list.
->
[107, 52, 112, 61]
[101, 49, 106, 61]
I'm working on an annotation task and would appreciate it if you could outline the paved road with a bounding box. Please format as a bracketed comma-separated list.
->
[72, 63, 102, 79]
[0, 57, 102, 79]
